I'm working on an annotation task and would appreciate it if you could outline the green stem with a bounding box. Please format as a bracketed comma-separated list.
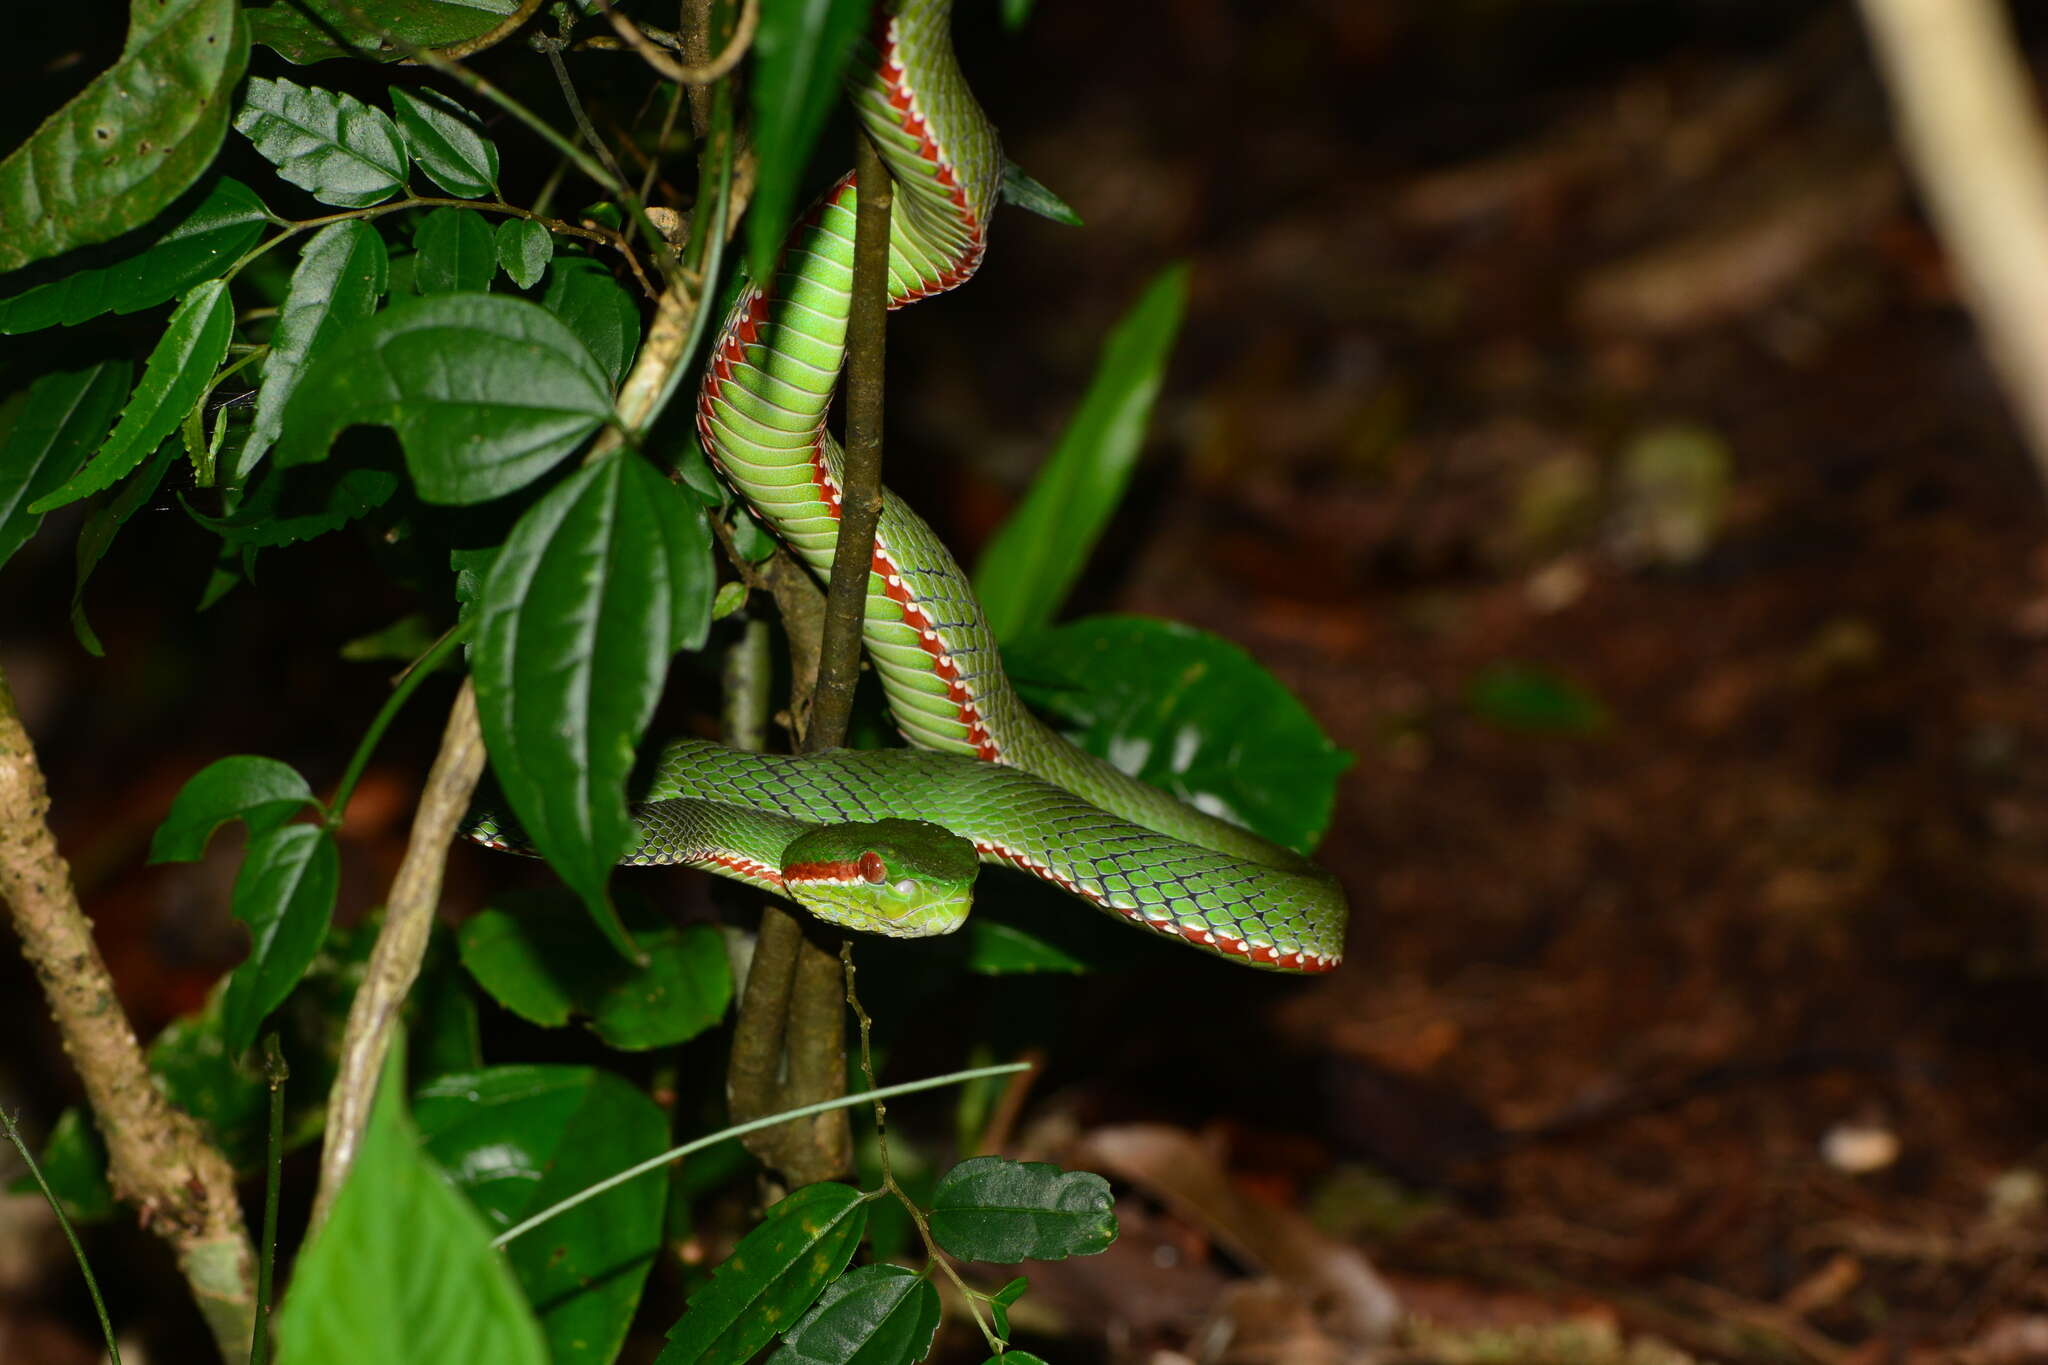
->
[1, 1109, 121, 1365]
[229, 197, 635, 288]
[492, 1062, 1031, 1248]
[324, 621, 473, 834]
[248, 1034, 289, 1365]
[841, 942, 1001, 1352]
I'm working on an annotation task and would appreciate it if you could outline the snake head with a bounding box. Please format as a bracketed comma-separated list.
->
[780, 818, 978, 938]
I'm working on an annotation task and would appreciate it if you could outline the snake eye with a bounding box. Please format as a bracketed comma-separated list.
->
[893, 878, 917, 897]
[859, 851, 887, 884]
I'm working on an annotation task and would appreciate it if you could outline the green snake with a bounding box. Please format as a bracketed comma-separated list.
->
[477, 0, 1347, 972]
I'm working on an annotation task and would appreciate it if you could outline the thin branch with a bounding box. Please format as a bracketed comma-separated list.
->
[735, 128, 896, 1188]
[1859, 0, 2048, 487]
[3, 1109, 121, 1365]
[593, 0, 759, 85]
[311, 679, 485, 1231]
[0, 666, 255, 1362]
[248, 1035, 288, 1365]
[807, 131, 894, 747]
[427, 0, 546, 60]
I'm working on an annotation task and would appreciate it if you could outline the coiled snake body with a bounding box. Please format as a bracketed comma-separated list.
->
[479, 0, 1347, 972]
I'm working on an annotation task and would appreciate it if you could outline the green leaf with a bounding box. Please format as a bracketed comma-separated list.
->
[747, 0, 874, 281]
[414, 208, 498, 294]
[966, 920, 1089, 975]
[928, 1156, 1117, 1263]
[1466, 661, 1608, 735]
[391, 88, 499, 199]
[220, 822, 339, 1055]
[1005, 615, 1350, 854]
[999, 160, 1079, 227]
[972, 265, 1185, 640]
[188, 462, 401, 551]
[656, 1182, 869, 1365]
[274, 1046, 549, 1365]
[999, 0, 1035, 31]
[415, 1066, 667, 1365]
[0, 179, 268, 334]
[248, 0, 520, 64]
[8, 1109, 114, 1224]
[0, 0, 249, 273]
[0, 362, 131, 574]
[277, 292, 613, 504]
[458, 890, 732, 1048]
[541, 258, 640, 390]
[710, 580, 748, 620]
[472, 453, 707, 958]
[68, 439, 177, 655]
[497, 218, 553, 290]
[768, 1264, 941, 1365]
[980, 1356, 1047, 1365]
[149, 754, 319, 863]
[240, 218, 388, 481]
[30, 279, 235, 514]
[234, 75, 407, 208]
[987, 1276, 1027, 1340]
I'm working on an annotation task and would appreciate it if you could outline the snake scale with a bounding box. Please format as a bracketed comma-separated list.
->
[476, 0, 1348, 972]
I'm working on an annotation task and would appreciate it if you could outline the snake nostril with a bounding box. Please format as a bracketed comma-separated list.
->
[859, 851, 887, 883]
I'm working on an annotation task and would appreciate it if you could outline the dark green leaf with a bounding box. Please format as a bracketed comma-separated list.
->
[0, 0, 249, 273]
[0, 362, 130, 574]
[416, 1066, 667, 1365]
[497, 218, 553, 290]
[768, 1264, 941, 1365]
[240, 218, 388, 481]
[248, 0, 519, 64]
[277, 292, 613, 504]
[747, 0, 874, 281]
[999, 160, 1079, 226]
[472, 453, 702, 958]
[1466, 662, 1608, 735]
[30, 279, 235, 513]
[221, 822, 339, 1055]
[9, 1109, 114, 1224]
[999, 0, 1034, 31]
[988, 1276, 1027, 1340]
[928, 1156, 1116, 1263]
[972, 265, 1185, 640]
[656, 1182, 868, 1365]
[149, 754, 319, 863]
[541, 258, 640, 390]
[0, 179, 268, 334]
[189, 462, 401, 552]
[458, 890, 732, 1047]
[979, 1355, 1046, 1365]
[273, 1046, 549, 1365]
[234, 75, 407, 208]
[414, 208, 497, 294]
[147, 992, 268, 1165]
[966, 920, 1089, 975]
[339, 612, 441, 663]
[68, 439, 176, 655]
[392, 88, 499, 199]
[1005, 615, 1350, 854]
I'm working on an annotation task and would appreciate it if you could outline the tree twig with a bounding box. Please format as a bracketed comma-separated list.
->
[808, 131, 894, 746]
[427, 0, 546, 60]
[1859, 0, 2048, 488]
[724, 131, 894, 1187]
[594, 0, 758, 85]
[311, 679, 485, 1231]
[0, 667, 256, 1362]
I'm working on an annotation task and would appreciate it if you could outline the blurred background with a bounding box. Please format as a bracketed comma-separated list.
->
[7, 0, 2048, 1360]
